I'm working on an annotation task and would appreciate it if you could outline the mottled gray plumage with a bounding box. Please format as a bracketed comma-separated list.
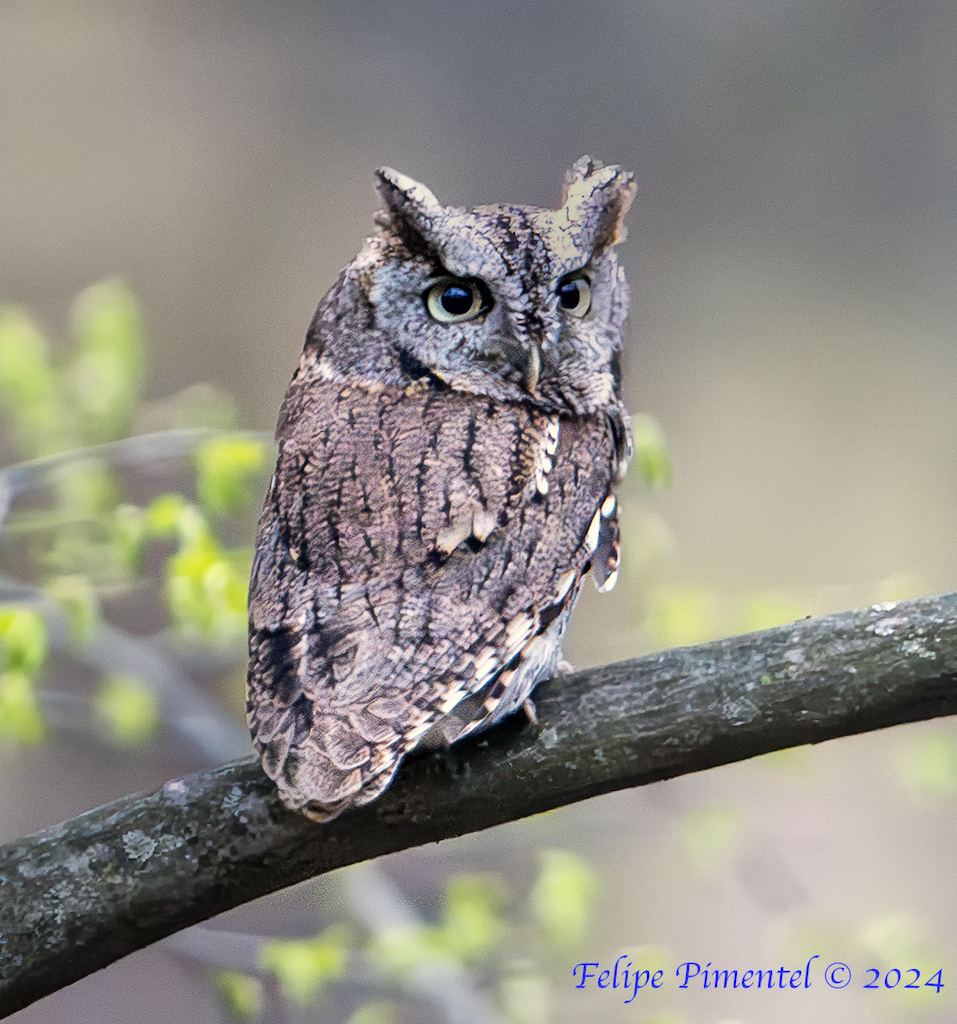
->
[247, 157, 636, 820]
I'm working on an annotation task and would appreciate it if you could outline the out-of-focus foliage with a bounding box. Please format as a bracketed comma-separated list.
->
[213, 969, 264, 1021]
[195, 435, 269, 517]
[893, 732, 957, 796]
[343, 1002, 399, 1024]
[0, 607, 48, 743]
[0, 307, 64, 457]
[259, 926, 350, 1005]
[0, 605, 48, 675]
[531, 850, 598, 951]
[678, 804, 743, 876]
[373, 873, 508, 977]
[226, 853, 602, 1022]
[94, 674, 160, 745]
[145, 492, 250, 645]
[0, 667, 47, 743]
[69, 279, 146, 443]
[0, 280, 143, 458]
[0, 281, 271, 746]
[630, 413, 672, 491]
[46, 574, 101, 647]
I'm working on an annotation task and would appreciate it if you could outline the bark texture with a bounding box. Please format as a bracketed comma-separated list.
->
[2, 591, 957, 1017]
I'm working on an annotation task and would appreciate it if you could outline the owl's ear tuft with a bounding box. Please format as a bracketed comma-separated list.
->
[562, 155, 602, 197]
[559, 157, 636, 254]
[375, 167, 444, 241]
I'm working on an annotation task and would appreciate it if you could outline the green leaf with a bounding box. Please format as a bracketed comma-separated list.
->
[144, 493, 191, 539]
[47, 574, 100, 647]
[500, 966, 549, 1024]
[739, 594, 808, 632]
[259, 927, 349, 1006]
[679, 804, 742, 874]
[143, 495, 250, 642]
[0, 306, 63, 455]
[440, 874, 506, 962]
[113, 503, 148, 571]
[530, 850, 598, 951]
[52, 459, 118, 520]
[373, 923, 458, 977]
[213, 970, 264, 1020]
[650, 586, 719, 647]
[344, 1002, 398, 1024]
[145, 493, 213, 547]
[854, 914, 946, 1009]
[0, 606, 48, 673]
[166, 544, 249, 643]
[195, 435, 269, 516]
[68, 279, 145, 441]
[0, 670, 46, 742]
[94, 675, 159, 745]
[894, 732, 957, 795]
[631, 413, 672, 489]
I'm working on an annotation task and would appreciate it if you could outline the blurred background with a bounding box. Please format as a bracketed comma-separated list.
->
[2, 1, 957, 1022]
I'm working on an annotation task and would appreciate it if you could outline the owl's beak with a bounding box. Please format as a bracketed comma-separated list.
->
[522, 343, 542, 395]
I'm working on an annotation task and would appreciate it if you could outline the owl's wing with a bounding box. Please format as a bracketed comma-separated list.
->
[247, 380, 627, 820]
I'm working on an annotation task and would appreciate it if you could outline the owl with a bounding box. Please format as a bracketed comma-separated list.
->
[247, 156, 636, 821]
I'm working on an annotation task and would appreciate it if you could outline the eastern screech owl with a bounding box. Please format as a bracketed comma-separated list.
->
[247, 157, 635, 821]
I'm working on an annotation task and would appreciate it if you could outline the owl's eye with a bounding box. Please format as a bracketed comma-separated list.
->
[556, 274, 592, 318]
[424, 277, 490, 324]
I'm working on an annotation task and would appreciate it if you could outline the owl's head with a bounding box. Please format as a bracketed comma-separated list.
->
[304, 157, 635, 415]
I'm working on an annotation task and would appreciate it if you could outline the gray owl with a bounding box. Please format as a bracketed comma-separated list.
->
[247, 157, 635, 820]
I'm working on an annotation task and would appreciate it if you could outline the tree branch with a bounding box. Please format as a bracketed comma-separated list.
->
[3, 591, 957, 1016]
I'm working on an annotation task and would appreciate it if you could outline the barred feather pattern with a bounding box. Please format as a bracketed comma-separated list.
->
[247, 380, 627, 819]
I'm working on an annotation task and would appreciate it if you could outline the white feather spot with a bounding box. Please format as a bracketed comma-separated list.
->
[585, 508, 602, 553]
[316, 355, 337, 381]
[532, 416, 560, 496]
[505, 612, 535, 651]
[438, 683, 467, 714]
[472, 508, 497, 543]
[543, 416, 560, 455]
[403, 717, 436, 746]
[597, 567, 619, 593]
[555, 569, 577, 601]
[436, 519, 473, 554]
[472, 647, 500, 686]
[601, 494, 616, 517]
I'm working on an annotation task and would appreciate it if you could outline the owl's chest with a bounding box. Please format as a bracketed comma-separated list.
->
[275, 382, 613, 587]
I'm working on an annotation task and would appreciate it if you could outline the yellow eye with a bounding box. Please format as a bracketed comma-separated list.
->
[424, 277, 490, 324]
[556, 273, 592, 318]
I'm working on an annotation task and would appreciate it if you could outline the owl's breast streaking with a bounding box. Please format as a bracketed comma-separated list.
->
[247, 376, 627, 819]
